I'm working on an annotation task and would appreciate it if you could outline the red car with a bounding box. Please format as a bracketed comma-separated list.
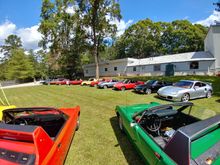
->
[56, 79, 70, 85]
[113, 79, 144, 91]
[0, 106, 80, 165]
[90, 79, 108, 87]
[69, 79, 83, 85]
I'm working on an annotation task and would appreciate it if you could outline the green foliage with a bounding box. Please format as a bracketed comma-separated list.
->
[39, 0, 88, 78]
[114, 19, 208, 59]
[5, 49, 35, 81]
[0, 34, 23, 61]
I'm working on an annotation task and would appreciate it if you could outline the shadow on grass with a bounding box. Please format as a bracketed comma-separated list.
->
[216, 99, 220, 103]
[110, 116, 144, 165]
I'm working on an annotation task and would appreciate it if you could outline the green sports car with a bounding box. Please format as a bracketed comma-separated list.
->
[115, 102, 220, 165]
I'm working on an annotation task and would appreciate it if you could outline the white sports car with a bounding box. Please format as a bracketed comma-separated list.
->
[157, 80, 213, 102]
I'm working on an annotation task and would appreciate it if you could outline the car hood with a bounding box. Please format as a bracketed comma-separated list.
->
[158, 86, 187, 93]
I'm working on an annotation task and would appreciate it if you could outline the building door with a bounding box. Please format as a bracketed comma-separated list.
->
[165, 64, 174, 76]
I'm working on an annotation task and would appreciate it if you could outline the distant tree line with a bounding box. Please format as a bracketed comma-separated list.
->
[0, 0, 208, 81]
[0, 35, 48, 82]
[113, 19, 208, 59]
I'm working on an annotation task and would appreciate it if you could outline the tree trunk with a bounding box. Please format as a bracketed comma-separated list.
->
[94, 47, 99, 79]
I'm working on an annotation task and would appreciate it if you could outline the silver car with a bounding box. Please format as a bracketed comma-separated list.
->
[157, 80, 213, 102]
[97, 79, 119, 89]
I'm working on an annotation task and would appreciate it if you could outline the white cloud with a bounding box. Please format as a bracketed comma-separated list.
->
[195, 10, 220, 27]
[0, 20, 42, 51]
[109, 18, 133, 36]
[0, 20, 16, 45]
[17, 24, 42, 50]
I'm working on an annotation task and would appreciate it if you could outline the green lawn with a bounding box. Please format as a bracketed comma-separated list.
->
[1, 77, 220, 165]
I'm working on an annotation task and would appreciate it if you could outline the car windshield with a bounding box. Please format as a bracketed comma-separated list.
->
[145, 80, 157, 85]
[174, 81, 193, 89]
[123, 79, 130, 84]
[88, 78, 94, 81]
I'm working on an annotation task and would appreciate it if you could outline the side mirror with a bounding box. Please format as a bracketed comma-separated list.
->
[130, 121, 137, 128]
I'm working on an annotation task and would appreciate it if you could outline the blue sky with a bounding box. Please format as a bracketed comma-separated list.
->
[0, 0, 219, 50]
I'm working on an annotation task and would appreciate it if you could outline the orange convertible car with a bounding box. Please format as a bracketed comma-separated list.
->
[0, 106, 80, 165]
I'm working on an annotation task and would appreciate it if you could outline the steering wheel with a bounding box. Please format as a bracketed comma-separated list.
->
[146, 114, 161, 132]
[13, 118, 28, 125]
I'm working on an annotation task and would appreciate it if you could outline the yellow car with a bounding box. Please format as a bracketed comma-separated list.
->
[81, 78, 98, 86]
[0, 105, 16, 120]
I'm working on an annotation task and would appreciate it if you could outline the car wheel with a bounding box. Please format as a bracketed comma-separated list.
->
[121, 87, 126, 91]
[76, 116, 80, 131]
[181, 93, 190, 102]
[118, 116, 124, 133]
[145, 88, 152, 94]
[104, 85, 108, 89]
[206, 90, 212, 98]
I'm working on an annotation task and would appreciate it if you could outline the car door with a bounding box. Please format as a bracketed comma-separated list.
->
[133, 126, 162, 164]
[192, 82, 205, 98]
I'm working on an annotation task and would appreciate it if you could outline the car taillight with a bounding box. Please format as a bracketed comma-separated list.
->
[0, 148, 35, 164]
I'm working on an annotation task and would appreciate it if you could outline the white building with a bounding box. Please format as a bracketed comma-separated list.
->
[83, 25, 220, 77]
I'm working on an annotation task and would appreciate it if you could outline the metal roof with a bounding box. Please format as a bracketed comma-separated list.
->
[128, 51, 215, 66]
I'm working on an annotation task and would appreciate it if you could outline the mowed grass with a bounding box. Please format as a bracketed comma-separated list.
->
[1, 81, 220, 165]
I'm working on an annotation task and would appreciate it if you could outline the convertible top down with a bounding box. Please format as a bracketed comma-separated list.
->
[116, 102, 220, 165]
[0, 106, 80, 165]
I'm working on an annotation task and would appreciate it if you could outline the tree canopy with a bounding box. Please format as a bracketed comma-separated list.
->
[114, 19, 208, 59]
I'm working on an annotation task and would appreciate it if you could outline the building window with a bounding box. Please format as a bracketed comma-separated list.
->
[154, 64, 161, 71]
[114, 67, 117, 71]
[190, 61, 199, 69]
[105, 68, 108, 72]
[86, 70, 88, 74]
[133, 66, 136, 72]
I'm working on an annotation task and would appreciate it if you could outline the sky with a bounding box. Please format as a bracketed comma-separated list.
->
[0, 0, 220, 51]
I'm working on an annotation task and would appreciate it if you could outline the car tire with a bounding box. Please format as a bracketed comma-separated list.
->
[145, 88, 152, 94]
[181, 93, 190, 102]
[104, 85, 108, 89]
[76, 116, 80, 131]
[121, 87, 126, 91]
[206, 90, 212, 98]
[118, 116, 124, 133]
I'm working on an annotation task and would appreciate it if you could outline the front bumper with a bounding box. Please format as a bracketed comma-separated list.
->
[157, 92, 181, 101]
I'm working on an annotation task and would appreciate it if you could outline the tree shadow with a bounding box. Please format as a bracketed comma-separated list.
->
[216, 99, 220, 103]
[110, 116, 144, 165]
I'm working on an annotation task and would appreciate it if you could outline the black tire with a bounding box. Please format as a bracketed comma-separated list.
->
[206, 90, 212, 98]
[145, 88, 152, 94]
[121, 87, 126, 91]
[181, 93, 190, 102]
[76, 116, 80, 131]
[103, 85, 108, 89]
[118, 116, 124, 133]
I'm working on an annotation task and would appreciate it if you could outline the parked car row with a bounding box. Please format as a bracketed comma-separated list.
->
[43, 78, 213, 102]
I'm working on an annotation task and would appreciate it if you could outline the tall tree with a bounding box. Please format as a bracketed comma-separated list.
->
[79, 0, 121, 78]
[0, 34, 22, 61]
[5, 49, 35, 81]
[39, 0, 87, 78]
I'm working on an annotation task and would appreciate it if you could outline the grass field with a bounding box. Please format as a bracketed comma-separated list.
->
[1, 76, 220, 165]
